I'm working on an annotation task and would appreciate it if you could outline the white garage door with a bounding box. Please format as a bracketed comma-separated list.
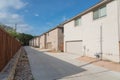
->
[66, 41, 83, 56]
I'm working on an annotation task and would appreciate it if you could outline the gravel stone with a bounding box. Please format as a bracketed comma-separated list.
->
[14, 48, 34, 80]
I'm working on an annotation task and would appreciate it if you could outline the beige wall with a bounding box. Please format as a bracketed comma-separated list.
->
[40, 34, 46, 49]
[45, 27, 63, 51]
[46, 28, 58, 51]
[36, 37, 40, 47]
[32, 37, 39, 47]
[64, 0, 120, 62]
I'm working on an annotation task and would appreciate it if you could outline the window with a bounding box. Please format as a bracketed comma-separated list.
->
[93, 6, 106, 20]
[75, 17, 81, 26]
[100, 6, 106, 17]
[93, 9, 99, 19]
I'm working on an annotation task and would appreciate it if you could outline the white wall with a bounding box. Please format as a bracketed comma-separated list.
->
[36, 37, 39, 47]
[64, 0, 120, 62]
[117, 0, 120, 41]
[40, 35, 46, 49]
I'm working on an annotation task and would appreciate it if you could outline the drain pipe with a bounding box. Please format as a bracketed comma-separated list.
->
[100, 25, 103, 60]
[117, 0, 120, 63]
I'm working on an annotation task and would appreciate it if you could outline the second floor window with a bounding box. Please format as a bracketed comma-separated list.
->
[93, 5, 106, 20]
[75, 17, 81, 27]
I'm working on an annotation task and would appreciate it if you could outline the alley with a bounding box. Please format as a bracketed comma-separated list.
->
[25, 47, 120, 80]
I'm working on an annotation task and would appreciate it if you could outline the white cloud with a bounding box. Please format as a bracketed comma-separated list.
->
[0, 0, 32, 34]
[0, 0, 27, 10]
[16, 24, 33, 33]
[0, 13, 23, 24]
[35, 14, 39, 17]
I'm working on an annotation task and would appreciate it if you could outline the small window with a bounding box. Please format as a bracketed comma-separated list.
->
[93, 9, 99, 20]
[75, 17, 81, 26]
[93, 5, 106, 20]
[99, 6, 106, 17]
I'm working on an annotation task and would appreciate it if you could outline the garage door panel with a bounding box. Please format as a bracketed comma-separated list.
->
[66, 41, 83, 56]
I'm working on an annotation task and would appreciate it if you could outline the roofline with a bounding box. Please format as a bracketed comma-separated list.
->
[62, 0, 113, 25]
[38, 24, 63, 37]
[30, 0, 113, 41]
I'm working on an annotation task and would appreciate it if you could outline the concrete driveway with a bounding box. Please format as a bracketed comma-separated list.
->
[25, 47, 120, 80]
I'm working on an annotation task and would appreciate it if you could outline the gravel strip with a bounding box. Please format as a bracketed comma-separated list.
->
[14, 48, 34, 80]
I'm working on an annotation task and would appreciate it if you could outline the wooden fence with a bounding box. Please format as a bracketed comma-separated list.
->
[0, 28, 21, 71]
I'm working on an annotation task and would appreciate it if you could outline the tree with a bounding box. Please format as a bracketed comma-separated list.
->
[0, 24, 34, 46]
[17, 33, 34, 46]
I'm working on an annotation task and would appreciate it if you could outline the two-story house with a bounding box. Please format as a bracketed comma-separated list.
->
[63, 0, 120, 62]
[45, 25, 64, 52]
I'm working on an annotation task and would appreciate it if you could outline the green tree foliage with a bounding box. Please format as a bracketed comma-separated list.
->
[17, 33, 34, 46]
[0, 24, 34, 46]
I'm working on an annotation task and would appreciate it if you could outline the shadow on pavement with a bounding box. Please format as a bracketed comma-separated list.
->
[25, 47, 86, 80]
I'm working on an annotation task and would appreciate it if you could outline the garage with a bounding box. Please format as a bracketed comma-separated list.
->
[47, 42, 52, 49]
[66, 40, 83, 56]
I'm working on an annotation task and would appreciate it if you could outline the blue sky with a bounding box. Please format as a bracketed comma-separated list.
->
[0, 0, 101, 35]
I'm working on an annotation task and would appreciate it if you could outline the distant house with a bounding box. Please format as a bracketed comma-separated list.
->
[29, 39, 32, 46]
[63, 0, 120, 62]
[45, 25, 64, 52]
[34, 37, 40, 47]
[39, 34, 47, 49]
[30, 25, 64, 52]
[29, 39, 34, 47]
[29, 36, 39, 47]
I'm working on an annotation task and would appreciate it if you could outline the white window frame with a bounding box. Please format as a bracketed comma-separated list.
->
[93, 5, 107, 20]
[74, 17, 81, 27]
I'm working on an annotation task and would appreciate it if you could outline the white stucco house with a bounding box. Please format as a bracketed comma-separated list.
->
[63, 0, 120, 62]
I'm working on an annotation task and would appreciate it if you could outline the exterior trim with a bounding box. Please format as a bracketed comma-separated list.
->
[66, 40, 83, 43]
[39, 25, 63, 37]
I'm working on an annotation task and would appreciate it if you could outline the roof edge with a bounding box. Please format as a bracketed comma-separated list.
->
[63, 0, 113, 25]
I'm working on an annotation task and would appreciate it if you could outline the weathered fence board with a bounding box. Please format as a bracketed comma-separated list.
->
[0, 28, 21, 71]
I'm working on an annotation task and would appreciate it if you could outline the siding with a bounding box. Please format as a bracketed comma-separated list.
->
[64, 0, 120, 62]
[40, 34, 46, 49]
[45, 27, 64, 51]
[46, 28, 58, 51]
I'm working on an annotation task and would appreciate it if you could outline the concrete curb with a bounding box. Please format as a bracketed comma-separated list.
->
[0, 48, 22, 80]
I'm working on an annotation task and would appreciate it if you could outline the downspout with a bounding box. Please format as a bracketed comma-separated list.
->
[100, 25, 103, 60]
[117, 0, 120, 63]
